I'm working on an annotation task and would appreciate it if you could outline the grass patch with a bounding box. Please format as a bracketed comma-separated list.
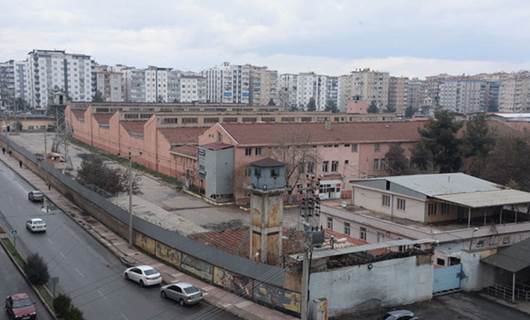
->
[70, 138, 183, 188]
[36, 285, 54, 307]
[1, 238, 26, 268]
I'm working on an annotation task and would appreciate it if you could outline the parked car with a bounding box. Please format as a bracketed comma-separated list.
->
[160, 282, 203, 306]
[27, 191, 44, 202]
[5, 293, 36, 320]
[123, 265, 162, 286]
[382, 310, 418, 320]
[25, 218, 46, 233]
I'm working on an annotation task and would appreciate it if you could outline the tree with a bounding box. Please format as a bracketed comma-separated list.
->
[384, 144, 409, 175]
[53, 294, 72, 318]
[24, 254, 49, 286]
[384, 105, 396, 113]
[306, 97, 316, 111]
[415, 110, 463, 173]
[14, 98, 29, 112]
[367, 101, 379, 113]
[324, 100, 338, 113]
[77, 155, 140, 196]
[462, 113, 495, 175]
[267, 98, 276, 106]
[67, 306, 84, 320]
[288, 105, 298, 112]
[92, 90, 104, 103]
[411, 142, 433, 172]
[404, 105, 416, 118]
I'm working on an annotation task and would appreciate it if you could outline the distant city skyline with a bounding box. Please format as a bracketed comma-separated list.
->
[2, 1, 530, 77]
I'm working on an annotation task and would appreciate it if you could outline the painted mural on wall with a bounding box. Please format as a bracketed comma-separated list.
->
[213, 267, 253, 298]
[156, 241, 181, 268]
[134, 232, 156, 255]
[253, 282, 301, 313]
[181, 254, 213, 282]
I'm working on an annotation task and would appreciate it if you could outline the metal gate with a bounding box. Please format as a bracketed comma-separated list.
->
[433, 264, 462, 294]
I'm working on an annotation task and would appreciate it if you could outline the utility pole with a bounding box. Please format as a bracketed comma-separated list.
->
[128, 151, 134, 248]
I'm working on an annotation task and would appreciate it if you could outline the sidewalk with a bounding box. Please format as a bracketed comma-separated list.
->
[0, 151, 297, 320]
[479, 293, 530, 316]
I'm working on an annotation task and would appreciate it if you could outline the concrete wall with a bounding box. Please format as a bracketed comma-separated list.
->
[353, 186, 427, 222]
[309, 255, 433, 317]
[199, 146, 234, 199]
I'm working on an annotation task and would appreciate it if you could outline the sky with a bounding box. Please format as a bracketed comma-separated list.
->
[2, 0, 530, 78]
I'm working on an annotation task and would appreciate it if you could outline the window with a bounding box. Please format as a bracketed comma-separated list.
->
[271, 168, 279, 178]
[382, 194, 390, 207]
[254, 168, 261, 177]
[255, 147, 262, 156]
[374, 143, 380, 151]
[331, 161, 339, 172]
[373, 159, 382, 170]
[245, 167, 252, 177]
[245, 147, 252, 156]
[377, 232, 385, 242]
[322, 161, 329, 172]
[360, 227, 367, 240]
[437, 258, 446, 266]
[397, 198, 406, 211]
[345, 160, 349, 164]
[298, 163, 305, 174]
[344, 222, 351, 235]
[428, 203, 437, 216]
[440, 203, 449, 215]
[327, 217, 333, 229]
[307, 162, 314, 173]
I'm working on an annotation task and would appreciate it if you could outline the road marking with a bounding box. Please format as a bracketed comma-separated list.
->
[59, 251, 66, 259]
[74, 268, 85, 278]
[47, 238, 54, 244]
[120, 313, 129, 320]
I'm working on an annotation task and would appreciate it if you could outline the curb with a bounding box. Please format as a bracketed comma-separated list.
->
[0, 236, 57, 320]
[478, 293, 530, 316]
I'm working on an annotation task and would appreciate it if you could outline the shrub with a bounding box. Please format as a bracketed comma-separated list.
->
[24, 253, 49, 286]
[53, 294, 72, 318]
[67, 306, 84, 320]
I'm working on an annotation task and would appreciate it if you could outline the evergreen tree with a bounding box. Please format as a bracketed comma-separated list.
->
[384, 144, 409, 175]
[306, 97, 316, 111]
[367, 101, 379, 113]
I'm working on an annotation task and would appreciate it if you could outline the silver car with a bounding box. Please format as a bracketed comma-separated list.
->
[382, 310, 418, 320]
[160, 282, 203, 306]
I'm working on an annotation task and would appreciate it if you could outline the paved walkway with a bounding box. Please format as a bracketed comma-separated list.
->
[0, 150, 297, 320]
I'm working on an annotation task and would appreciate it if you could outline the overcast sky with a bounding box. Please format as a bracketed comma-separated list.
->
[2, 0, 530, 78]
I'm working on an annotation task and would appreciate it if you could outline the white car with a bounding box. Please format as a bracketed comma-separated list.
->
[25, 218, 47, 233]
[161, 282, 203, 306]
[123, 265, 162, 286]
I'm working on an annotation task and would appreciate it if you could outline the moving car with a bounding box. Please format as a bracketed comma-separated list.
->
[5, 293, 36, 320]
[25, 218, 47, 233]
[382, 310, 418, 320]
[27, 191, 44, 202]
[160, 282, 203, 306]
[123, 265, 162, 286]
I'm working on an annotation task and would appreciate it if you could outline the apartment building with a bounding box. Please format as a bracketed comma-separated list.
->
[94, 65, 125, 102]
[498, 72, 530, 113]
[249, 66, 278, 106]
[0, 60, 15, 108]
[337, 74, 352, 112]
[124, 68, 146, 102]
[407, 78, 428, 111]
[439, 79, 490, 114]
[27, 49, 92, 109]
[174, 73, 207, 103]
[349, 69, 389, 109]
[326, 76, 339, 109]
[145, 66, 170, 102]
[279, 73, 297, 109]
[296, 72, 327, 110]
[388, 76, 408, 114]
[203, 62, 250, 104]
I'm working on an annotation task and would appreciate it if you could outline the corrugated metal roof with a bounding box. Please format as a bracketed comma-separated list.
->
[382, 173, 503, 196]
[434, 189, 530, 208]
[482, 238, 530, 273]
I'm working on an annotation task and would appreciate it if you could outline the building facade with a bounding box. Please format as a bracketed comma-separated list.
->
[279, 73, 298, 109]
[337, 74, 352, 112]
[498, 72, 530, 113]
[203, 62, 250, 104]
[438, 80, 490, 114]
[388, 76, 408, 114]
[296, 72, 327, 111]
[145, 66, 170, 103]
[249, 66, 279, 106]
[94, 65, 125, 102]
[349, 69, 389, 109]
[27, 49, 93, 109]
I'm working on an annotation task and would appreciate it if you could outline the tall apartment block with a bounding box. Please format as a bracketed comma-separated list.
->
[498, 72, 530, 113]
[278, 73, 298, 109]
[296, 72, 327, 111]
[27, 50, 93, 109]
[406, 78, 428, 111]
[249, 66, 279, 106]
[349, 68, 389, 109]
[438, 80, 490, 114]
[337, 74, 352, 112]
[388, 76, 409, 114]
[326, 76, 339, 109]
[203, 62, 250, 104]
[94, 65, 125, 102]
[170, 72, 207, 103]
[145, 66, 170, 102]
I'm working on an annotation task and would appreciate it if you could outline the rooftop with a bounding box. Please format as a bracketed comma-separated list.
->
[250, 157, 285, 167]
[170, 145, 197, 158]
[93, 113, 113, 125]
[121, 121, 146, 135]
[482, 237, 530, 273]
[201, 142, 233, 151]
[159, 127, 207, 144]
[219, 121, 425, 146]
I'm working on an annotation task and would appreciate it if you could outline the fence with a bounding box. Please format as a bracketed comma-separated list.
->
[485, 282, 530, 302]
[0, 135, 301, 316]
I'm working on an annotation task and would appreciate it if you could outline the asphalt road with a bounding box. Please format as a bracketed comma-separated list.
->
[0, 161, 237, 320]
[0, 243, 52, 320]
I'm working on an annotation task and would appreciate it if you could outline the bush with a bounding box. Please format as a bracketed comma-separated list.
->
[53, 294, 71, 318]
[67, 306, 84, 320]
[24, 254, 49, 286]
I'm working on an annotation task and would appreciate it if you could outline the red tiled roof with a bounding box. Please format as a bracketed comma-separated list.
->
[71, 109, 85, 120]
[325, 229, 369, 246]
[121, 121, 146, 135]
[219, 121, 426, 146]
[93, 113, 113, 125]
[170, 145, 197, 158]
[159, 127, 208, 144]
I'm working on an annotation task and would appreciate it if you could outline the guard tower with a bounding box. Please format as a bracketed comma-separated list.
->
[248, 158, 286, 265]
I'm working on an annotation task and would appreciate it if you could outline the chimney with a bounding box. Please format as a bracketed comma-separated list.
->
[324, 119, 332, 130]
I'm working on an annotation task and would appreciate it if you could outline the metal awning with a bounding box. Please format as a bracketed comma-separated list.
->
[434, 189, 530, 209]
[482, 238, 530, 273]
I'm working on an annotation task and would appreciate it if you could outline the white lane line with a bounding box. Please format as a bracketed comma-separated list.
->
[47, 238, 54, 244]
[120, 313, 129, 320]
[59, 251, 66, 259]
[74, 268, 85, 278]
